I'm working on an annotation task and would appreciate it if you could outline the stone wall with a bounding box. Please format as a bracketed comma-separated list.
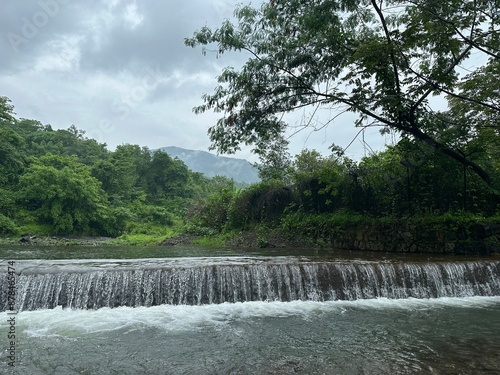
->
[328, 221, 500, 255]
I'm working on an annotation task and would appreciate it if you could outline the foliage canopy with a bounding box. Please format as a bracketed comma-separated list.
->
[0, 100, 215, 237]
[186, 0, 500, 184]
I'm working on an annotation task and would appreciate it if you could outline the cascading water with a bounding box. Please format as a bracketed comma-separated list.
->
[2, 258, 499, 311]
[2, 249, 500, 374]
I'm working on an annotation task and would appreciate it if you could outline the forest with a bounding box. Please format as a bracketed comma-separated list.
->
[0, 92, 498, 245]
[0, 95, 212, 242]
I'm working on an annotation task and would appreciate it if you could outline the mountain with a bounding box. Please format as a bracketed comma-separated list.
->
[157, 146, 260, 184]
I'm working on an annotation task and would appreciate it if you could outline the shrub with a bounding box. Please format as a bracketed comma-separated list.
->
[0, 214, 17, 235]
[227, 180, 296, 229]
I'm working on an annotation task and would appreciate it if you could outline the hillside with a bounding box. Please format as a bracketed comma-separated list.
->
[158, 146, 260, 184]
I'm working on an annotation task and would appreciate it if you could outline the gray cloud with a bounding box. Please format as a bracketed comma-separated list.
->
[0, 0, 386, 161]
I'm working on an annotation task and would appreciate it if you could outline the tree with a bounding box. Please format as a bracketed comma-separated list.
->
[448, 59, 500, 182]
[254, 133, 292, 182]
[100, 144, 151, 202]
[293, 149, 330, 175]
[0, 97, 24, 186]
[186, 0, 500, 185]
[21, 123, 108, 165]
[144, 151, 190, 202]
[0, 96, 15, 123]
[188, 175, 236, 231]
[18, 154, 108, 234]
[0, 127, 25, 186]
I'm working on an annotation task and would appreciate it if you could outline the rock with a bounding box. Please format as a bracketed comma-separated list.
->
[19, 235, 31, 244]
[158, 234, 196, 246]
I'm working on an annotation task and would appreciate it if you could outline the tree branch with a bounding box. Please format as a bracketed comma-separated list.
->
[409, 126, 491, 184]
[370, 0, 402, 96]
[410, 45, 473, 114]
[407, 64, 500, 114]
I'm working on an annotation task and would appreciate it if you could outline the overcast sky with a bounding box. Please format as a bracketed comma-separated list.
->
[0, 0, 389, 162]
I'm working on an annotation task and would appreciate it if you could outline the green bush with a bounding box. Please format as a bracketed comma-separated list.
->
[92, 206, 135, 237]
[186, 177, 236, 232]
[133, 205, 175, 226]
[227, 180, 296, 229]
[0, 214, 18, 235]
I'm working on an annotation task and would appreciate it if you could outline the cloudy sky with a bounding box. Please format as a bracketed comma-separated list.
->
[0, 0, 389, 162]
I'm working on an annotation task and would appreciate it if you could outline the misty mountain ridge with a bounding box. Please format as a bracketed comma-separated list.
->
[157, 146, 260, 184]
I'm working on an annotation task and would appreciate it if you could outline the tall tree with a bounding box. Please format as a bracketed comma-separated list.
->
[21, 123, 108, 165]
[18, 154, 108, 233]
[0, 128, 25, 186]
[186, 0, 500, 185]
[144, 151, 190, 202]
[0, 96, 15, 123]
[254, 133, 292, 182]
[102, 144, 151, 202]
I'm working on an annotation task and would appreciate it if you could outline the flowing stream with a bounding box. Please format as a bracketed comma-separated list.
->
[1, 246, 499, 374]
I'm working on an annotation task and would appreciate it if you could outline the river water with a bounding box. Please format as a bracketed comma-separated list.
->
[1, 246, 499, 374]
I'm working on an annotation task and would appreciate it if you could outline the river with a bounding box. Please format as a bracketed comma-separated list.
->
[1, 245, 499, 374]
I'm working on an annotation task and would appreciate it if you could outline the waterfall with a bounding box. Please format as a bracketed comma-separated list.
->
[2, 260, 499, 311]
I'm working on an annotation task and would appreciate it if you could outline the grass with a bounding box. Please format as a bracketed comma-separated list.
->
[192, 235, 226, 247]
[111, 223, 179, 245]
[16, 223, 54, 236]
[111, 233, 167, 246]
[1, 219, 185, 246]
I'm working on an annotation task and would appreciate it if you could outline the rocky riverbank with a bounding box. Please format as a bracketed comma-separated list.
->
[157, 230, 317, 249]
[224, 230, 317, 248]
[4, 219, 499, 255]
[0, 235, 115, 246]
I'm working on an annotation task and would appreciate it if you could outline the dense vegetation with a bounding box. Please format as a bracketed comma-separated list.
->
[184, 0, 500, 240]
[0, 96, 221, 242]
[0, 93, 498, 245]
[190, 146, 499, 237]
[1, 1, 499, 245]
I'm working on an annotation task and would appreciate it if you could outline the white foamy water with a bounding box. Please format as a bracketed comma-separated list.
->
[12, 296, 500, 337]
[3, 298, 500, 374]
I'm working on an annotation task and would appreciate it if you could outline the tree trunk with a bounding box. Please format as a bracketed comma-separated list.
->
[408, 126, 491, 185]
